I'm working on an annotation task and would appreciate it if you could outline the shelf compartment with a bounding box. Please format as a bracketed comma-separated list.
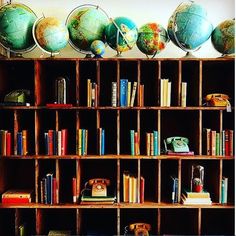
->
[0, 208, 15, 235]
[80, 209, 117, 235]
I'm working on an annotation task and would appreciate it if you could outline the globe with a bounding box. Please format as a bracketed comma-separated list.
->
[66, 4, 109, 56]
[167, 1, 213, 57]
[211, 19, 235, 56]
[33, 16, 69, 56]
[0, 2, 37, 54]
[136, 22, 169, 57]
[90, 40, 106, 57]
[105, 17, 138, 56]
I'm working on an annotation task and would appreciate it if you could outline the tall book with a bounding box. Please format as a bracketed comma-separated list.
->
[120, 79, 128, 107]
[171, 176, 178, 203]
[130, 130, 135, 155]
[181, 82, 187, 107]
[111, 82, 117, 107]
[140, 176, 145, 203]
[221, 176, 228, 204]
[130, 81, 137, 107]
[153, 130, 158, 156]
[123, 172, 129, 203]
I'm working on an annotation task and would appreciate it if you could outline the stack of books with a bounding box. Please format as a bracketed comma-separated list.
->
[2, 189, 32, 204]
[80, 195, 116, 205]
[181, 190, 212, 205]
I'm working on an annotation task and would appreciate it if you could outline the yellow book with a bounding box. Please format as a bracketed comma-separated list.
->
[127, 81, 131, 107]
[123, 172, 129, 202]
[22, 130, 28, 155]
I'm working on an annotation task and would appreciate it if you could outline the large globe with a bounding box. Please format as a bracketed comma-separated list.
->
[167, 1, 213, 56]
[66, 5, 109, 56]
[0, 3, 37, 53]
[105, 17, 138, 56]
[211, 19, 235, 56]
[33, 16, 69, 55]
[137, 22, 169, 57]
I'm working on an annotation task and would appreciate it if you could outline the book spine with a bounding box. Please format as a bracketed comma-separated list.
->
[225, 130, 229, 156]
[52, 177, 57, 204]
[101, 129, 105, 155]
[6, 131, 11, 156]
[87, 79, 91, 107]
[61, 129, 68, 155]
[160, 79, 164, 106]
[91, 82, 96, 107]
[57, 130, 62, 156]
[167, 81, 171, 107]
[153, 130, 158, 156]
[222, 130, 225, 156]
[150, 133, 154, 156]
[216, 132, 220, 156]
[139, 84, 144, 106]
[140, 176, 145, 203]
[72, 177, 77, 203]
[111, 82, 117, 107]
[229, 130, 233, 156]
[22, 130, 28, 155]
[120, 79, 128, 107]
[134, 132, 140, 155]
[181, 82, 187, 107]
[46, 173, 53, 204]
[146, 133, 150, 156]
[127, 81, 131, 107]
[123, 172, 129, 203]
[130, 81, 137, 107]
[47, 130, 54, 156]
[211, 130, 216, 156]
[17, 131, 23, 155]
[130, 130, 135, 155]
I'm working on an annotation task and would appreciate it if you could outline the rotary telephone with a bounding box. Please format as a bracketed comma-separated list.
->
[164, 136, 189, 153]
[125, 223, 151, 236]
[88, 178, 110, 197]
[205, 93, 230, 107]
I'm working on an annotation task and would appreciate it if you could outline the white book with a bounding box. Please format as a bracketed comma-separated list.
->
[167, 81, 171, 107]
[111, 82, 117, 107]
[181, 82, 187, 107]
[160, 79, 164, 106]
[164, 79, 169, 106]
[130, 82, 137, 107]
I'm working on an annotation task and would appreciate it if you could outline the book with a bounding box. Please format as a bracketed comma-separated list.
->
[111, 82, 117, 107]
[80, 195, 116, 202]
[2, 189, 32, 204]
[153, 130, 158, 156]
[130, 81, 137, 107]
[167, 151, 194, 156]
[183, 190, 210, 198]
[48, 230, 71, 236]
[140, 176, 145, 203]
[123, 172, 129, 202]
[181, 82, 187, 107]
[72, 177, 77, 203]
[120, 79, 128, 107]
[171, 176, 178, 203]
[130, 130, 135, 155]
[181, 194, 212, 205]
[221, 176, 228, 204]
[127, 81, 131, 106]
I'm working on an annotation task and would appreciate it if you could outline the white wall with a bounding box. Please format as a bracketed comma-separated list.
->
[3, 0, 235, 58]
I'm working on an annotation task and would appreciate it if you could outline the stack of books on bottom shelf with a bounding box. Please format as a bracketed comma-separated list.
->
[1, 189, 32, 204]
[80, 195, 116, 205]
[181, 190, 212, 205]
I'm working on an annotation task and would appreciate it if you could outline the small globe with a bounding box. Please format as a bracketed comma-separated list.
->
[105, 17, 138, 56]
[0, 2, 37, 54]
[167, 1, 213, 56]
[33, 16, 69, 55]
[90, 40, 105, 57]
[137, 22, 169, 57]
[66, 5, 109, 56]
[211, 19, 235, 56]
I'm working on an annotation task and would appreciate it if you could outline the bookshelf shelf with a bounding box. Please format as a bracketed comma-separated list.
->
[0, 57, 234, 236]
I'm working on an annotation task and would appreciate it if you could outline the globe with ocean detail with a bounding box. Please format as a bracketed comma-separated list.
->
[0, 2, 37, 54]
[137, 22, 169, 57]
[90, 40, 106, 57]
[167, 1, 213, 57]
[33, 16, 69, 56]
[66, 4, 109, 56]
[105, 16, 138, 56]
[211, 19, 235, 56]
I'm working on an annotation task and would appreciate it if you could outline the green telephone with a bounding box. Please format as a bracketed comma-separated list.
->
[4, 89, 30, 104]
[164, 136, 189, 153]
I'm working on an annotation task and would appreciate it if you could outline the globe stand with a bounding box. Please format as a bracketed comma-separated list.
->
[85, 54, 92, 58]
[183, 51, 196, 58]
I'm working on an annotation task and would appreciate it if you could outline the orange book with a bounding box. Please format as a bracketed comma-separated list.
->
[123, 172, 129, 203]
[22, 130, 28, 155]
[134, 132, 140, 155]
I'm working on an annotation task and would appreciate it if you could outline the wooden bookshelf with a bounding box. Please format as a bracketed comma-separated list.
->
[0, 57, 234, 235]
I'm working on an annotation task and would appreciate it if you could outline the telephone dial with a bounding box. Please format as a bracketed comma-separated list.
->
[87, 178, 110, 197]
[205, 93, 230, 107]
[164, 136, 189, 153]
[125, 223, 151, 236]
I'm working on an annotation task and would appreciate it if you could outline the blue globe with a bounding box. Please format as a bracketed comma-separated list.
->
[167, 1, 213, 55]
[105, 16, 138, 55]
[90, 40, 105, 57]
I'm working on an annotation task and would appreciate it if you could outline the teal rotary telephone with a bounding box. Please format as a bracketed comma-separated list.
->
[164, 136, 189, 153]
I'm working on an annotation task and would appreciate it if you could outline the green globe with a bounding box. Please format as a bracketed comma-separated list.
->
[66, 5, 109, 55]
[105, 17, 138, 55]
[211, 19, 235, 56]
[33, 17, 69, 55]
[0, 3, 37, 53]
[137, 22, 169, 57]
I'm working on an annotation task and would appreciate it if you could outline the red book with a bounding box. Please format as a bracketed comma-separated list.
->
[140, 176, 145, 203]
[46, 103, 72, 108]
[2, 197, 31, 204]
[52, 177, 58, 204]
[61, 129, 68, 155]
[48, 130, 54, 155]
[167, 151, 194, 156]
[6, 132, 11, 156]
[229, 130, 234, 156]
[225, 130, 229, 156]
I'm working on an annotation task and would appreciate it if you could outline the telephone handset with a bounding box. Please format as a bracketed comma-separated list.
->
[205, 93, 230, 107]
[4, 89, 30, 104]
[88, 178, 110, 197]
[164, 136, 189, 153]
[129, 223, 151, 236]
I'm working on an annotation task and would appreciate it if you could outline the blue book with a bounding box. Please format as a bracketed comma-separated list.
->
[82, 129, 86, 155]
[46, 173, 53, 204]
[153, 130, 158, 156]
[120, 79, 128, 107]
[171, 176, 178, 203]
[17, 131, 23, 155]
[101, 129, 105, 155]
[130, 130, 135, 155]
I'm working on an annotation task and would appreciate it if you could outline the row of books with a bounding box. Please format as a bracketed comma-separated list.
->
[123, 171, 145, 203]
[130, 130, 140, 155]
[76, 129, 88, 155]
[40, 173, 59, 204]
[119, 80, 144, 107]
[44, 129, 68, 155]
[87, 79, 98, 107]
[0, 129, 11, 155]
[203, 128, 234, 156]
[146, 131, 159, 156]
